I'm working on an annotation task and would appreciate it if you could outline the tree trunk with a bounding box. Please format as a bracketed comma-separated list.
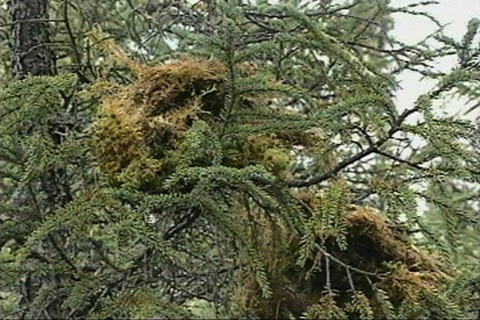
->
[9, 1, 67, 316]
[11, 0, 55, 78]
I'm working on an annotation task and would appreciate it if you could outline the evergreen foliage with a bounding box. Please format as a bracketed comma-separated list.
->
[0, 0, 479, 319]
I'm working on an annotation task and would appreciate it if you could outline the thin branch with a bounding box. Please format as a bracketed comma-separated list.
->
[314, 243, 389, 278]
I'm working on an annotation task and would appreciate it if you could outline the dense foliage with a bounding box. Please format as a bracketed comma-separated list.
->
[0, 0, 479, 319]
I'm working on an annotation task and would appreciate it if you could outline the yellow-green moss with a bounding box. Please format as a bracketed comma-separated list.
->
[90, 57, 227, 188]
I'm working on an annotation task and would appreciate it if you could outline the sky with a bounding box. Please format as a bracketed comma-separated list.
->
[253, 0, 479, 118]
[390, 0, 479, 213]
[391, 0, 480, 119]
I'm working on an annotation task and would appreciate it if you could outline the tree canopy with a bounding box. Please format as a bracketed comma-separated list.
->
[0, 0, 479, 319]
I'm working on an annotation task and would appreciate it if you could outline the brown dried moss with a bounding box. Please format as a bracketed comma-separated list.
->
[90, 54, 298, 188]
[233, 204, 453, 319]
[91, 58, 227, 189]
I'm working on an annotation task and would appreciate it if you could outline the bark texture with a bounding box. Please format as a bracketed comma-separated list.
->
[11, 0, 55, 78]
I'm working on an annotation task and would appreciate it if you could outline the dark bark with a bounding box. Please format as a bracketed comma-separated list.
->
[10, 0, 55, 79]
[9, 0, 70, 212]
[9, 1, 72, 316]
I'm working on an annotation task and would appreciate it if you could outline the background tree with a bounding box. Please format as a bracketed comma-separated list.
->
[0, 0, 479, 319]
[10, 0, 55, 78]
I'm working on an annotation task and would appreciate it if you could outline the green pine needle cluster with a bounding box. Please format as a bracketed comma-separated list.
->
[1, 0, 479, 319]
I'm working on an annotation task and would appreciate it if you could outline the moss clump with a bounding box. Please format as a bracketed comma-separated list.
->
[91, 58, 226, 189]
[232, 200, 453, 319]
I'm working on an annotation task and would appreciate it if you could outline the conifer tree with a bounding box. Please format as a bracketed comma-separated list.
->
[0, 0, 479, 318]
